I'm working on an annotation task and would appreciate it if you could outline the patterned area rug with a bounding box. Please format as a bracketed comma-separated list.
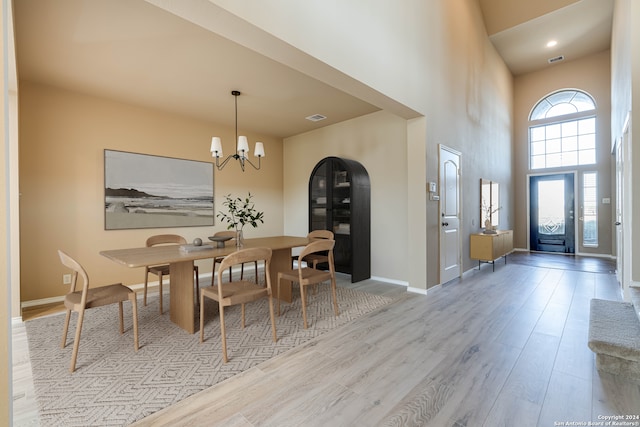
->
[25, 285, 393, 426]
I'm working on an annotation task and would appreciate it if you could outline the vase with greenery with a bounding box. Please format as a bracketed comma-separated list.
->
[217, 192, 264, 246]
[481, 200, 501, 234]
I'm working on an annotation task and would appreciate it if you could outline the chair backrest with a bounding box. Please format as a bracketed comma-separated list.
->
[146, 234, 187, 247]
[58, 250, 89, 296]
[218, 247, 272, 287]
[299, 239, 335, 268]
[308, 229, 334, 240]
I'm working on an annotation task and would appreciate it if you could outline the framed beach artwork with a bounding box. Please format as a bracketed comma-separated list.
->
[104, 150, 214, 230]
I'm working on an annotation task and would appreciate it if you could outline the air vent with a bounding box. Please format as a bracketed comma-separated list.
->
[305, 114, 327, 122]
[548, 55, 565, 64]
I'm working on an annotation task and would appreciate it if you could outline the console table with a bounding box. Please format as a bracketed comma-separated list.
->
[470, 230, 513, 271]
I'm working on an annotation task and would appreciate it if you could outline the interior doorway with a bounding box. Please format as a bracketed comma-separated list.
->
[439, 145, 461, 283]
[529, 173, 576, 253]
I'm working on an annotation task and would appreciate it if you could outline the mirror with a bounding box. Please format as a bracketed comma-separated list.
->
[480, 179, 499, 228]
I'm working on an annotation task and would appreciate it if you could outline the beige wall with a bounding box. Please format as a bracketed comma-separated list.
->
[1, 0, 11, 420]
[513, 50, 613, 254]
[422, 1, 514, 282]
[19, 82, 284, 302]
[13, 2, 515, 297]
[611, 0, 640, 286]
[199, 0, 514, 287]
[283, 111, 408, 282]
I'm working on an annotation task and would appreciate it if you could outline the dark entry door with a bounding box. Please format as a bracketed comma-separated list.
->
[530, 173, 575, 253]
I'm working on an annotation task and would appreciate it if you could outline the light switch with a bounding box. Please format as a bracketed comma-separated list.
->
[428, 182, 437, 193]
[602, 198, 610, 204]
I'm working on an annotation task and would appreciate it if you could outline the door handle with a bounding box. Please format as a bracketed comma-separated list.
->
[442, 222, 449, 227]
[615, 222, 621, 226]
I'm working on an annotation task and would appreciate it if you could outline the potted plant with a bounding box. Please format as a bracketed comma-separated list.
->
[217, 192, 264, 246]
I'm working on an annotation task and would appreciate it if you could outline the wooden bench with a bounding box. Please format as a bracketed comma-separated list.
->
[588, 296, 640, 381]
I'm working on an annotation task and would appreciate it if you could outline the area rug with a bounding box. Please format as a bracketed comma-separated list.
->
[25, 285, 393, 426]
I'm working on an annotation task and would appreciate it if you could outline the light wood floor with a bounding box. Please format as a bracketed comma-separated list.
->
[130, 260, 639, 426]
[14, 256, 640, 426]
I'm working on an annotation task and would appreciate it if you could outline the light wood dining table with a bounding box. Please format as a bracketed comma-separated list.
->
[100, 235, 310, 334]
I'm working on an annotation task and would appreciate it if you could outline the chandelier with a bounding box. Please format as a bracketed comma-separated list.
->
[210, 90, 264, 171]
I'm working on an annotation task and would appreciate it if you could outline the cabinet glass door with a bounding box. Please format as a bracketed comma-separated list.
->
[332, 167, 351, 236]
[310, 162, 328, 230]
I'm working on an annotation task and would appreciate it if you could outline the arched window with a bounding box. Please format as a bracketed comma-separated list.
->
[529, 89, 596, 170]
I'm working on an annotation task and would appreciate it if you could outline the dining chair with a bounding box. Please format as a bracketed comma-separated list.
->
[291, 229, 334, 269]
[144, 234, 200, 314]
[200, 247, 276, 363]
[278, 239, 338, 329]
[58, 250, 139, 373]
[212, 230, 259, 283]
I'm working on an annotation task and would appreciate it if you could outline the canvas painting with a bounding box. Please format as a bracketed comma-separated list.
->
[104, 150, 214, 230]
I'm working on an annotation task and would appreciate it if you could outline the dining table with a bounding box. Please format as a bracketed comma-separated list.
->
[100, 235, 310, 334]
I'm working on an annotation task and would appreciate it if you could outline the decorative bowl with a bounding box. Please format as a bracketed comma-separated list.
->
[208, 235, 232, 248]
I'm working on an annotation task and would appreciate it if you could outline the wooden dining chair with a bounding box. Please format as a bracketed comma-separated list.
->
[144, 234, 200, 314]
[291, 229, 334, 269]
[212, 230, 259, 283]
[278, 239, 338, 329]
[58, 250, 139, 373]
[200, 247, 276, 363]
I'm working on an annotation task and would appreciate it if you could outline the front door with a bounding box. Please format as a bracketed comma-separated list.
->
[529, 173, 575, 253]
[439, 145, 461, 283]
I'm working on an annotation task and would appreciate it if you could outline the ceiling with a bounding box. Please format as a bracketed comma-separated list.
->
[13, 0, 614, 139]
[480, 0, 613, 76]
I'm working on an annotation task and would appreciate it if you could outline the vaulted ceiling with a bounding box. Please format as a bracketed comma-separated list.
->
[13, 0, 613, 139]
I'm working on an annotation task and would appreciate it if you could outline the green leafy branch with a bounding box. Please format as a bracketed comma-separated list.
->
[216, 192, 264, 231]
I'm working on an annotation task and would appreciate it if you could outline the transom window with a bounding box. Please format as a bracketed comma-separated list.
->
[529, 90, 597, 170]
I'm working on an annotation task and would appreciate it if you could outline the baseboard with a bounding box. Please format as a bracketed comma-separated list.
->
[370, 276, 409, 287]
[407, 286, 428, 295]
[515, 247, 615, 259]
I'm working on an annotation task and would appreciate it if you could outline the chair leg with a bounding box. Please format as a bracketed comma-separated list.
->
[219, 303, 228, 363]
[199, 290, 206, 343]
[69, 309, 85, 373]
[241, 303, 246, 328]
[312, 260, 319, 295]
[61, 309, 72, 348]
[194, 266, 200, 308]
[268, 296, 277, 343]
[331, 276, 339, 316]
[240, 263, 244, 280]
[143, 269, 149, 306]
[130, 293, 139, 351]
[300, 283, 309, 329]
[277, 277, 282, 316]
[158, 272, 164, 314]
[118, 301, 124, 334]
[228, 267, 232, 282]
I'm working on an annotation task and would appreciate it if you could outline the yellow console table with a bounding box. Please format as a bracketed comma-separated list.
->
[470, 230, 513, 271]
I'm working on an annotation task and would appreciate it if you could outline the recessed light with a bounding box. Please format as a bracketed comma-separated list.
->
[546, 40, 558, 48]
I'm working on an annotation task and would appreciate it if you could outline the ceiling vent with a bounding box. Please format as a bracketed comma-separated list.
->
[305, 114, 327, 122]
[548, 55, 565, 64]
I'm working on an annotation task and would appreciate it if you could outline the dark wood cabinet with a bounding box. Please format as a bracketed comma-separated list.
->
[309, 157, 370, 282]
